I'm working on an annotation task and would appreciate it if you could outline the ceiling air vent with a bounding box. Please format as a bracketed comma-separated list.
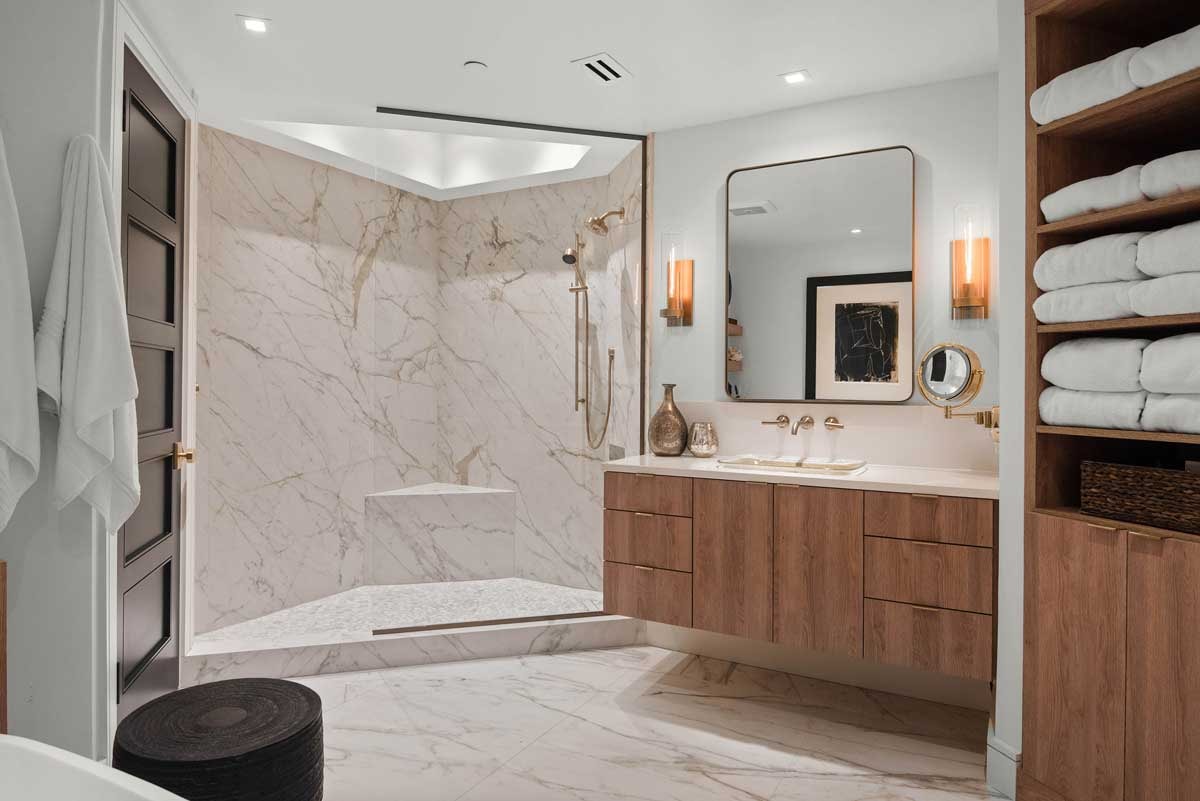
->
[572, 52, 631, 83]
[729, 200, 777, 217]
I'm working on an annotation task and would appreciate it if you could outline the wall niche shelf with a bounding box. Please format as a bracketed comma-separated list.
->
[726, 323, 744, 336]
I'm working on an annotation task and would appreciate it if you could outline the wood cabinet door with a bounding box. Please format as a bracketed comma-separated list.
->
[692, 479, 772, 640]
[774, 486, 864, 657]
[1126, 533, 1200, 801]
[1022, 513, 1126, 801]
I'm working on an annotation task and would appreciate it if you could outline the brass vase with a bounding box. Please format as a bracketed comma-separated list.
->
[648, 384, 688, 456]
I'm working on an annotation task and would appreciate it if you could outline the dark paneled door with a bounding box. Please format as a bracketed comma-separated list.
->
[117, 47, 186, 720]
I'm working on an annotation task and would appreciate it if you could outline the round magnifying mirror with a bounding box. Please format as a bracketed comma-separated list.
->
[917, 343, 983, 409]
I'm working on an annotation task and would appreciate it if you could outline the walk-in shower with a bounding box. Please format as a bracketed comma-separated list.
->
[564, 206, 624, 450]
[189, 109, 645, 673]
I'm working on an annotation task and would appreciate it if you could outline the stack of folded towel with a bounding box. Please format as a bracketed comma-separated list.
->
[1040, 334, 1200, 434]
[1032, 232, 1147, 323]
[1040, 150, 1200, 224]
[1033, 218, 1200, 323]
[1030, 23, 1200, 125]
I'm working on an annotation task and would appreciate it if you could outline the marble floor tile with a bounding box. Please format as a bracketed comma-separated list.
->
[293, 646, 998, 801]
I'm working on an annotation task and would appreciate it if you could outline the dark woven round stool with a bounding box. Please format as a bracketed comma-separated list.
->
[113, 678, 323, 801]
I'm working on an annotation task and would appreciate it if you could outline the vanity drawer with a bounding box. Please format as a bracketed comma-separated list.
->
[604, 510, 692, 572]
[864, 599, 992, 681]
[604, 472, 693, 517]
[864, 537, 993, 614]
[864, 491, 995, 547]
[603, 561, 692, 627]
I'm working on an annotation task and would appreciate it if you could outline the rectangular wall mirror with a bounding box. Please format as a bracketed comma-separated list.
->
[725, 146, 915, 403]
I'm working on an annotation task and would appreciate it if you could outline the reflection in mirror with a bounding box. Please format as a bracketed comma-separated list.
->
[920, 345, 974, 401]
[725, 146, 914, 403]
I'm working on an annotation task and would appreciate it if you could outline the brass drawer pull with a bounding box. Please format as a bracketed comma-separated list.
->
[1130, 530, 1164, 542]
[636, 473, 655, 479]
[909, 603, 942, 613]
[1086, 523, 1117, 533]
[912, 493, 939, 501]
[634, 565, 654, 572]
[633, 512, 654, 518]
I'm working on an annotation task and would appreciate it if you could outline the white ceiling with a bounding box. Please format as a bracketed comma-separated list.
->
[129, 0, 996, 193]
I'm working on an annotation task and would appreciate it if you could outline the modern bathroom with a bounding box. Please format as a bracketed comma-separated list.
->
[2, 2, 1200, 800]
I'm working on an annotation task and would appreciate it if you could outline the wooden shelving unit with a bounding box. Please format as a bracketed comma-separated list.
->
[1023, 3, 1200, 799]
[726, 359, 742, 373]
[726, 322, 744, 336]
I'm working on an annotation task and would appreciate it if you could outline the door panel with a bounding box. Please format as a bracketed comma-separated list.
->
[774, 486, 863, 657]
[118, 46, 185, 721]
[692, 479, 772, 640]
[1126, 534, 1200, 801]
[131, 346, 173, 434]
[1022, 513, 1126, 801]
[125, 222, 175, 323]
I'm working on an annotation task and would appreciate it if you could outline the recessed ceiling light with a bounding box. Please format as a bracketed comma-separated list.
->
[780, 69, 811, 85]
[238, 15, 269, 34]
[850, 228, 863, 234]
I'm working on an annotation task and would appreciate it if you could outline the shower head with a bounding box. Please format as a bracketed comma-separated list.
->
[585, 207, 626, 235]
[562, 248, 578, 265]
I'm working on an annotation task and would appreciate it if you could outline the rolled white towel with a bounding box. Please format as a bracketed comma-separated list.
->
[1135, 219, 1200, 277]
[1129, 23, 1200, 88]
[1033, 281, 1140, 324]
[1040, 387, 1147, 430]
[1042, 338, 1149, 393]
[1033, 232, 1147, 291]
[1140, 150, 1200, 200]
[1142, 394, 1200, 435]
[1140, 333, 1200, 394]
[1129, 274, 1200, 317]
[1030, 47, 1140, 125]
[1040, 165, 1145, 223]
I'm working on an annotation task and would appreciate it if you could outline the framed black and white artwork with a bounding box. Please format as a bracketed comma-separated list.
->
[805, 271, 913, 402]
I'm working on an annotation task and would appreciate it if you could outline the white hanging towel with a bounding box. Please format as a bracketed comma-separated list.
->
[34, 135, 140, 532]
[0, 128, 40, 531]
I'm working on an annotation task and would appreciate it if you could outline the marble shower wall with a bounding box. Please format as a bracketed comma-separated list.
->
[434, 148, 643, 592]
[196, 126, 642, 633]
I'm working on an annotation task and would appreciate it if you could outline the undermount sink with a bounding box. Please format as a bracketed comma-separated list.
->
[716, 455, 868, 475]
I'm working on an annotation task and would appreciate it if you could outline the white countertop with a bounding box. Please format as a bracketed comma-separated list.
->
[604, 454, 998, 500]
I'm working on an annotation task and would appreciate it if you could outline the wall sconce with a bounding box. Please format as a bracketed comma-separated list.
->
[950, 204, 990, 320]
[660, 233, 693, 326]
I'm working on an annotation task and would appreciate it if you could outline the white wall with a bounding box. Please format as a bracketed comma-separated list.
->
[989, 0, 1025, 796]
[0, 0, 113, 757]
[652, 74, 1000, 406]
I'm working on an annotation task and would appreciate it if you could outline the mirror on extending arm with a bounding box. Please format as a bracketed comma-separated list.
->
[725, 146, 914, 403]
[916, 343, 1000, 441]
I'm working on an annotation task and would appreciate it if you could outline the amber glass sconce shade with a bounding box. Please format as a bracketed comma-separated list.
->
[950, 204, 990, 320]
[660, 233, 693, 326]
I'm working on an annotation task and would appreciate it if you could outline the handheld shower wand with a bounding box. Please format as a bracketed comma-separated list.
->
[562, 234, 614, 450]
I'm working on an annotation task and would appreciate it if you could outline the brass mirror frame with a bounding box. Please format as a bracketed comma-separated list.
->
[916, 342, 984, 414]
[724, 145, 916, 404]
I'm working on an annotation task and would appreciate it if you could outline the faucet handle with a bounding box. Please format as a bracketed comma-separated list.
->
[761, 414, 789, 429]
[824, 416, 845, 431]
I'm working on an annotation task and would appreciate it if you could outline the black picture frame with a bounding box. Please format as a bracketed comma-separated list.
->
[804, 270, 913, 400]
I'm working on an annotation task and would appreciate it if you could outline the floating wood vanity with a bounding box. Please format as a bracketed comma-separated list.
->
[602, 458, 998, 681]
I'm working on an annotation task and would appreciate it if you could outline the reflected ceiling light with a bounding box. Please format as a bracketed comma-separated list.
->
[850, 228, 863, 234]
[780, 69, 811, 85]
[238, 15, 269, 34]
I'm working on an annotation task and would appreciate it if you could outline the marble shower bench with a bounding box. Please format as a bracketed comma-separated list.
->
[366, 483, 517, 585]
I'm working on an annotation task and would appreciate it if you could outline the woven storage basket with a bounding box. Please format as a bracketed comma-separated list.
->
[1080, 460, 1200, 535]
